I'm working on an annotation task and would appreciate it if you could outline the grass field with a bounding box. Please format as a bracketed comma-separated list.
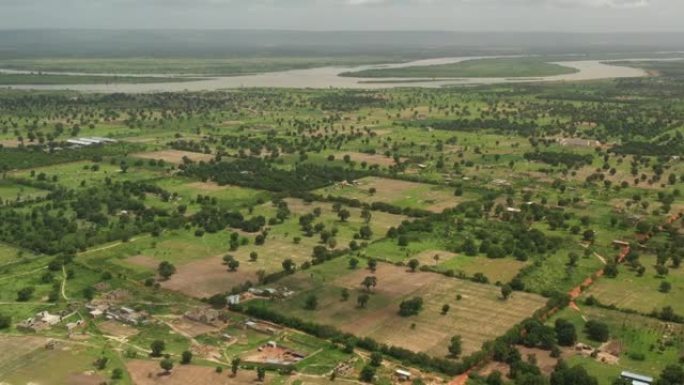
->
[581, 254, 684, 315]
[0, 336, 122, 385]
[0, 181, 49, 204]
[342, 58, 579, 78]
[262, 258, 547, 357]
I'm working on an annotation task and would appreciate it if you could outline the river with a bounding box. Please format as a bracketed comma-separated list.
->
[0, 56, 657, 93]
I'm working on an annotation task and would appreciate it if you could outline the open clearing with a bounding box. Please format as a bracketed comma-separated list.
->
[333, 152, 403, 167]
[269, 260, 547, 356]
[134, 149, 215, 164]
[0, 336, 103, 385]
[126, 359, 272, 385]
[315, 176, 463, 213]
[97, 319, 141, 338]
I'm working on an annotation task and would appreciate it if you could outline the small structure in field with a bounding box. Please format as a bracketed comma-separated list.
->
[395, 369, 412, 381]
[17, 311, 63, 332]
[620, 371, 653, 385]
[184, 307, 220, 324]
[558, 138, 601, 148]
[105, 306, 148, 326]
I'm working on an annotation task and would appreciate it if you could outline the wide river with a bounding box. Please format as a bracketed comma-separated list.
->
[0, 56, 656, 93]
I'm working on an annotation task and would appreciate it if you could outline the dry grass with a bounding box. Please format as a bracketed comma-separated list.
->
[126, 360, 271, 385]
[97, 320, 140, 338]
[133, 150, 214, 164]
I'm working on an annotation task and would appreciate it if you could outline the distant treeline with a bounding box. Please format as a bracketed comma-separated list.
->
[523, 151, 594, 168]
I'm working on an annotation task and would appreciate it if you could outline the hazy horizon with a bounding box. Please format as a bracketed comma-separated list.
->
[1, 0, 682, 33]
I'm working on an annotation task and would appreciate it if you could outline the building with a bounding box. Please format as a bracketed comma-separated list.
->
[227, 294, 241, 305]
[17, 311, 62, 332]
[620, 371, 653, 385]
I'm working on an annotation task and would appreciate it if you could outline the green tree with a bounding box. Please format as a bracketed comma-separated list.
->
[357, 293, 370, 308]
[150, 340, 165, 357]
[231, 357, 241, 376]
[181, 350, 193, 364]
[228, 259, 240, 272]
[501, 284, 513, 300]
[408, 258, 420, 272]
[361, 276, 377, 292]
[257, 367, 266, 381]
[304, 294, 318, 310]
[16, 287, 35, 302]
[370, 352, 383, 367]
[448, 335, 462, 358]
[160, 358, 174, 374]
[359, 365, 376, 382]
[158, 261, 176, 280]
[585, 320, 610, 342]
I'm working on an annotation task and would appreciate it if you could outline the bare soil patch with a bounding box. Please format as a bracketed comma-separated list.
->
[68, 372, 107, 385]
[185, 181, 231, 192]
[97, 320, 140, 338]
[134, 150, 214, 165]
[162, 255, 257, 298]
[335, 152, 403, 167]
[517, 346, 560, 375]
[169, 318, 220, 338]
[0, 139, 22, 148]
[126, 360, 267, 385]
[412, 250, 458, 266]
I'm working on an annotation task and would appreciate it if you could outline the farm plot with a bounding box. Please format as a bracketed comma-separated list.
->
[549, 306, 684, 381]
[580, 254, 684, 315]
[126, 359, 273, 385]
[268, 259, 547, 357]
[154, 177, 271, 211]
[0, 337, 106, 385]
[315, 176, 465, 213]
[9, 160, 164, 189]
[434, 253, 529, 284]
[0, 181, 49, 204]
[133, 149, 214, 165]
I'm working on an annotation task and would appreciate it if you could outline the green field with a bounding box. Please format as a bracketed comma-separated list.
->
[0, 73, 198, 85]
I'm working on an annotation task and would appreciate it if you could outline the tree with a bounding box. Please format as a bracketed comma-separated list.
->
[555, 319, 577, 346]
[111, 368, 123, 380]
[228, 259, 240, 272]
[249, 252, 258, 262]
[585, 320, 610, 342]
[231, 357, 241, 376]
[357, 293, 370, 308]
[367, 258, 377, 272]
[348, 257, 359, 269]
[660, 281, 672, 293]
[341, 288, 350, 301]
[550, 363, 598, 385]
[158, 261, 176, 280]
[656, 365, 684, 385]
[304, 294, 318, 310]
[448, 335, 462, 358]
[160, 358, 174, 374]
[150, 340, 166, 357]
[0, 314, 11, 329]
[338, 209, 351, 222]
[441, 304, 450, 315]
[16, 286, 35, 302]
[95, 356, 108, 370]
[398, 235, 409, 247]
[408, 258, 420, 272]
[282, 259, 296, 273]
[359, 365, 376, 382]
[257, 367, 266, 382]
[370, 352, 383, 367]
[398, 297, 423, 317]
[181, 350, 193, 364]
[501, 284, 513, 300]
[361, 276, 377, 292]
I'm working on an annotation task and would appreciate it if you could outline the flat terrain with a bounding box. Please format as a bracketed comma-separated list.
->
[126, 360, 272, 385]
[315, 176, 463, 213]
[133, 150, 215, 165]
[268, 259, 547, 356]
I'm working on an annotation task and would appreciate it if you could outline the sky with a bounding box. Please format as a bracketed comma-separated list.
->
[0, 0, 681, 32]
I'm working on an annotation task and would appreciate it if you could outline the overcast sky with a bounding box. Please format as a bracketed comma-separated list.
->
[0, 0, 681, 32]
